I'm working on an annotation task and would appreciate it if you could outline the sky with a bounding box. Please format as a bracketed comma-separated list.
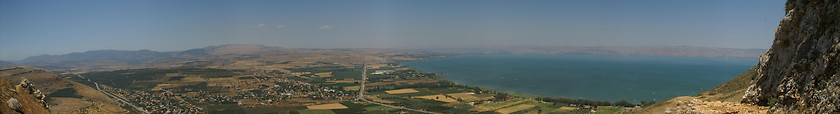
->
[1, 0, 786, 61]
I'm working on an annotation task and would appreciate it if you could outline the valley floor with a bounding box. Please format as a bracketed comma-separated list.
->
[62, 64, 638, 114]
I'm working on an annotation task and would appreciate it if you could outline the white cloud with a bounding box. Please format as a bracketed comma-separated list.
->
[276, 25, 286, 29]
[318, 25, 332, 29]
[257, 23, 266, 28]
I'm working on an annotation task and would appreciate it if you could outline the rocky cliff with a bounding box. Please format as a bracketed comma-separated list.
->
[741, 0, 840, 113]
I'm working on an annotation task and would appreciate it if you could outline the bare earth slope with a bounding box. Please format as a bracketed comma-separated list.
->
[0, 66, 127, 113]
[0, 76, 50, 114]
[626, 67, 766, 114]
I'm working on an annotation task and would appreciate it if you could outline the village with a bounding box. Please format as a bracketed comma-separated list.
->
[75, 64, 638, 114]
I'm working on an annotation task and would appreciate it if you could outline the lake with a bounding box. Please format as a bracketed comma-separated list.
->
[400, 54, 758, 103]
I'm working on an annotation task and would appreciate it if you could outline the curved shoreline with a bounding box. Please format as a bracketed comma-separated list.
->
[398, 54, 757, 103]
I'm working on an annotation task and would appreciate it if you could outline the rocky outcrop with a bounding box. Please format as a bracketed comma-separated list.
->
[666, 99, 768, 114]
[0, 66, 128, 113]
[16, 79, 49, 109]
[0, 78, 50, 114]
[741, 0, 840, 113]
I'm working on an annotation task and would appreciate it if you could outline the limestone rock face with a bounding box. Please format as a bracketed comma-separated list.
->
[741, 0, 840, 113]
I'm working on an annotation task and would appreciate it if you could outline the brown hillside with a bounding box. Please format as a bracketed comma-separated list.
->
[626, 67, 762, 113]
[698, 66, 758, 102]
[0, 78, 50, 114]
[0, 66, 127, 113]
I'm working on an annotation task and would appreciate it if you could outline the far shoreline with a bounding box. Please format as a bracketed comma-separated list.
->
[395, 54, 758, 103]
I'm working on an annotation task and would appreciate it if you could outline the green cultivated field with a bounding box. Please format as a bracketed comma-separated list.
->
[206, 104, 246, 114]
[82, 68, 240, 89]
[298, 110, 335, 114]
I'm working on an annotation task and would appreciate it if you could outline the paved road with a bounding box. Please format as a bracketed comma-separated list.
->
[78, 74, 150, 114]
[94, 82, 150, 114]
[358, 65, 440, 114]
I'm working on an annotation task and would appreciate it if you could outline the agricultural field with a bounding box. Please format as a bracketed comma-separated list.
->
[446, 92, 482, 101]
[306, 103, 349, 110]
[496, 104, 536, 114]
[385, 88, 419, 94]
[472, 98, 526, 112]
[81, 68, 240, 90]
[415, 94, 458, 102]
[68, 63, 634, 114]
[298, 109, 335, 114]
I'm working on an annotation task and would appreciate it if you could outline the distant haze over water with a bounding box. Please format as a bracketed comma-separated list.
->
[401, 54, 757, 103]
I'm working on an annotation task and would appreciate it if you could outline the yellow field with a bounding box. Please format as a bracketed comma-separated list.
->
[291, 72, 312, 76]
[446, 92, 480, 101]
[416, 94, 458, 102]
[306, 103, 349, 110]
[343, 86, 360, 91]
[472, 99, 525, 112]
[151, 84, 174, 91]
[366, 64, 388, 69]
[496, 104, 536, 114]
[385, 88, 419, 94]
[366, 95, 395, 103]
[314, 72, 332, 77]
[558, 106, 578, 111]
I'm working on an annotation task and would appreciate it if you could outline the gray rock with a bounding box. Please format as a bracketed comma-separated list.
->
[741, 0, 840, 113]
[7, 98, 21, 111]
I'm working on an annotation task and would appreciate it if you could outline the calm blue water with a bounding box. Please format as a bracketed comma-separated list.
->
[401, 54, 757, 103]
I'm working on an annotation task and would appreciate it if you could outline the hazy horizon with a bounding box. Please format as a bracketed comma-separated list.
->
[1, 0, 785, 60]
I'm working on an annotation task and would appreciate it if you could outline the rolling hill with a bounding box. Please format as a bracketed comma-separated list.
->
[0, 66, 127, 113]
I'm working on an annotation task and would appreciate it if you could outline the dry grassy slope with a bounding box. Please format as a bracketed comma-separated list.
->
[698, 66, 758, 102]
[0, 66, 126, 113]
[626, 66, 759, 113]
[0, 79, 50, 114]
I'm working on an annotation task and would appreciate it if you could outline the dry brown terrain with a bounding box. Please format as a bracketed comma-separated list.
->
[496, 104, 535, 114]
[365, 95, 396, 103]
[415, 94, 458, 102]
[471, 99, 525, 112]
[446, 92, 480, 101]
[666, 99, 768, 114]
[627, 66, 761, 114]
[306, 103, 349, 110]
[0, 66, 126, 113]
[385, 88, 419, 94]
[0, 79, 50, 114]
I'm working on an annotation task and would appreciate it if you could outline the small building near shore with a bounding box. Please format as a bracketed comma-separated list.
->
[372, 70, 395, 75]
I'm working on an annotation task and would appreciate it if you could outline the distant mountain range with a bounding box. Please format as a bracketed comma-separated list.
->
[20, 50, 178, 64]
[0, 60, 13, 67]
[6, 44, 766, 72]
[10, 44, 431, 72]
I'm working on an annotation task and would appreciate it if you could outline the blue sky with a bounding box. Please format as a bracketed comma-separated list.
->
[1, 0, 785, 61]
